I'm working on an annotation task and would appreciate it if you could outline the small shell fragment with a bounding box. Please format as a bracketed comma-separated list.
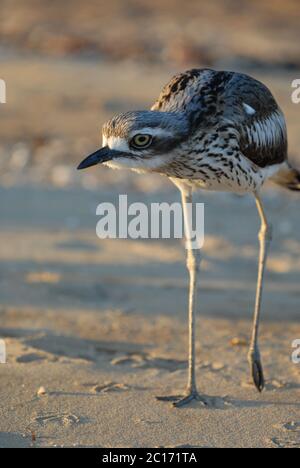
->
[37, 386, 47, 396]
[230, 337, 248, 347]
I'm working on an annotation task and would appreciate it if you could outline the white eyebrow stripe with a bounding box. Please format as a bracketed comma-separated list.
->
[130, 128, 173, 138]
[104, 128, 172, 152]
[243, 102, 256, 115]
[106, 136, 129, 152]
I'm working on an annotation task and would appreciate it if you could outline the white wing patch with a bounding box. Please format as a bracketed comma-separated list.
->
[245, 110, 286, 148]
[243, 102, 256, 115]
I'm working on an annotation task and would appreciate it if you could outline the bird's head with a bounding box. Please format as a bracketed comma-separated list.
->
[77, 111, 189, 172]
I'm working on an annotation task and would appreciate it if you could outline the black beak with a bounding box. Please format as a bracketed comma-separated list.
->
[77, 146, 115, 170]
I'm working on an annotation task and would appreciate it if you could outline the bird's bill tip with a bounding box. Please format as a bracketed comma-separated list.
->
[77, 147, 113, 170]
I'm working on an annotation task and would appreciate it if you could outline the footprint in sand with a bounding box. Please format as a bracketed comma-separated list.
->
[270, 437, 300, 448]
[93, 382, 131, 393]
[33, 413, 82, 427]
[282, 421, 300, 432]
[274, 420, 300, 433]
[92, 381, 147, 393]
[110, 354, 146, 367]
[270, 421, 300, 448]
[110, 354, 185, 371]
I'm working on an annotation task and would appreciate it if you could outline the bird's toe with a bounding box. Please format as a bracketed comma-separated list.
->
[156, 391, 229, 408]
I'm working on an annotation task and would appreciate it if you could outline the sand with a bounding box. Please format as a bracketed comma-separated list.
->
[0, 0, 300, 449]
[0, 186, 299, 448]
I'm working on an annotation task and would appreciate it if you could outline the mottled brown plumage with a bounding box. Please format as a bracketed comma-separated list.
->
[78, 68, 300, 407]
[152, 69, 287, 169]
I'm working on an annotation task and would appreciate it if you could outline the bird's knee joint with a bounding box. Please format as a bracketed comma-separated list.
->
[186, 253, 200, 272]
[259, 224, 273, 243]
[248, 347, 261, 362]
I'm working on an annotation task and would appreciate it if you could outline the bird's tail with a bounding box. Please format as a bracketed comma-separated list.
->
[270, 162, 300, 192]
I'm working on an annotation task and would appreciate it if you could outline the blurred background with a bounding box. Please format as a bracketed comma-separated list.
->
[0, 1, 300, 448]
[0, 0, 300, 190]
[0, 0, 300, 319]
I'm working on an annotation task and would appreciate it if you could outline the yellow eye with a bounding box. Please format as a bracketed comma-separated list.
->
[131, 134, 152, 148]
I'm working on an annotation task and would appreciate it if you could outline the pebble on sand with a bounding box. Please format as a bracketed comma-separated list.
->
[37, 386, 47, 397]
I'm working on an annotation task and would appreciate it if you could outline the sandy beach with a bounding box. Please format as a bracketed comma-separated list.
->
[0, 0, 299, 448]
[0, 186, 299, 448]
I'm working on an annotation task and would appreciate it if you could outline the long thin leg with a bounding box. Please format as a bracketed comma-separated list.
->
[156, 188, 230, 408]
[182, 188, 200, 397]
[157, 188, 202, 407]
[248, 193, 272, 392]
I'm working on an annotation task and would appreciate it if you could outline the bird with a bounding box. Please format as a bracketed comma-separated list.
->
[78, 68, 300, 407]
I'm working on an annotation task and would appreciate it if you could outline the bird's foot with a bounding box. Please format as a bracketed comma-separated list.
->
[156, 390, 227, 408]
[248, 349, 265, 392]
